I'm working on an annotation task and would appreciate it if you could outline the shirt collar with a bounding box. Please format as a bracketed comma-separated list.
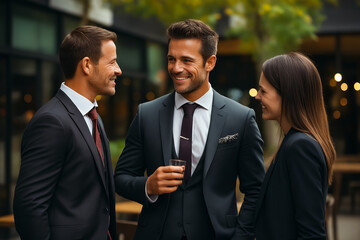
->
[60, 82, 98, 116]
[174, 84, 213, 110]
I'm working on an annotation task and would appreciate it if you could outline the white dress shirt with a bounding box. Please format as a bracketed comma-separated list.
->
[60, 82, 98, 135]
[146, 86, 213, 202]
[173, 87, 213, 175]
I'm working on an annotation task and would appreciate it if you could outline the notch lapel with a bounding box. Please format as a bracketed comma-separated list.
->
[254, 158, 278, 223]
[159, 93, 175, 166]
[98, 115, 112, 199]
[203, 91, 226, 178]
[56, 90, 108, 192]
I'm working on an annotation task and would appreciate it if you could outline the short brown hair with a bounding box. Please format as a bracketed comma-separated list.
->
[59, 25, 117, 79]
[166, 19, 218, 63]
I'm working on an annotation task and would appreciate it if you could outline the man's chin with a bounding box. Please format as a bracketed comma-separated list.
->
[102, 88, 116, 96]
[174, 85, 191, 94]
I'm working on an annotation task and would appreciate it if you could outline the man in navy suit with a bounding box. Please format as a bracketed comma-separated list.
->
[13, 25, 121, 240]
[114, 19, 265, 240]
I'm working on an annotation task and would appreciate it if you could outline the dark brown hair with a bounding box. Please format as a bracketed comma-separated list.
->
[262, 52, 336, 184]
[166, 19, 219, 64]
[59, 25, 117, 79]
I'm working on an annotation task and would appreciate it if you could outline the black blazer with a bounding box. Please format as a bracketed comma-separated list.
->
[114, 91, 265, 240]
[13, 90, 116, 240]
[255, 128, 328, 240]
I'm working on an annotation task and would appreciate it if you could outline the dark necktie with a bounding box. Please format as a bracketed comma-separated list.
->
[88, 107, 104, 166]
[88, 108, 112, 240]
[179, 103, 198, 182]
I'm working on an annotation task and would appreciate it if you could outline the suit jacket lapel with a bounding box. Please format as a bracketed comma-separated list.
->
[159, 93, 175, 166]
[55, 90, 108, 192]
[98, 115, 112, 200]
[203, 90, 226, 178]
[254, 157, 278, 222]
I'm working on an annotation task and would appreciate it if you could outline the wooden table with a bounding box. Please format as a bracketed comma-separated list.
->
[333, 161, 360, 208]
[332, 158, 360, 240]
[0, 201, 143, 228]
[0, 214, 14, 228]
[115, 201, 142, 214]
[1, 200, 241, 228]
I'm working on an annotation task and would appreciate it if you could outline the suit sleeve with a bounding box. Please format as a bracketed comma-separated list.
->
[286, 138, 327, 239]
[235, 109, 265, 240]
[114, 106, 149, 205]
[13, 114, 66, 240]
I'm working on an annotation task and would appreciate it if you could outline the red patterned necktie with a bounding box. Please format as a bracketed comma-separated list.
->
[87, 107, 104, 166]
[88, 107, 112, 240]
[179, 103, 198, 182]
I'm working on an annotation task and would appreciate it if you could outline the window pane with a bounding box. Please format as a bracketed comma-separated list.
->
[12, 3, 57, 54]
[146, 42, 167, 96]
[11, 58, 37, 181]
[0, 57, 6, 185]
[63, 16, 80, 38]
[0, 1, 5, 46]
[42, 61, 59, 104]
[117, 35, 144, 72]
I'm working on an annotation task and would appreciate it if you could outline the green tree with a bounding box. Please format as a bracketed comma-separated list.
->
[103, 0, 337, 154]
[105, 0, 336, 64]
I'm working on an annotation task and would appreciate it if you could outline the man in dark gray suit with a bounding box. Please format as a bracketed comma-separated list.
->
[14, 26, 121, 240]
[114, 19, 265, 240]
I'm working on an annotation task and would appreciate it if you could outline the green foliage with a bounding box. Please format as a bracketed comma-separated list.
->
[109, 139, 126, 170]
[226, 0, 328, 62]
[106, 0, 238, 27]
[105, 0, 337, 65]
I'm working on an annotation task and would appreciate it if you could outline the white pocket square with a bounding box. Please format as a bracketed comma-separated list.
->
[218, 133, 238, 144]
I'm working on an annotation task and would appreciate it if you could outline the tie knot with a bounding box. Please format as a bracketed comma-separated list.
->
[182, 103, 198, 116]
[87, 107, 97, 121]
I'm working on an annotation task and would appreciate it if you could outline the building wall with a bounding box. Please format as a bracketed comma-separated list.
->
[0, 0, 169, 215]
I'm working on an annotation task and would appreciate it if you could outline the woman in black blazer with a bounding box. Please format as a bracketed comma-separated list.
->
[254, 52, 336, 240]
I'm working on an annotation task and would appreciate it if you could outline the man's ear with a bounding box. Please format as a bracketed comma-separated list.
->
[80, 57, 92, 76]
[205, 55, 217, 72]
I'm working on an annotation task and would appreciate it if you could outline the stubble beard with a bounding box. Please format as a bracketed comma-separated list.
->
[174, 77, 205, 96]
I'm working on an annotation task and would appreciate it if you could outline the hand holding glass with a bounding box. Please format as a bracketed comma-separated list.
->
[169, 159, 186, 179]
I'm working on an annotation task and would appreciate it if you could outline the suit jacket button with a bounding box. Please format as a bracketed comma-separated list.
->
[104, 207, 109, 214]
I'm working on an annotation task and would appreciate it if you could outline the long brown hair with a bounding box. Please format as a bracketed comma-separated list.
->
[262, 52, 336, 184]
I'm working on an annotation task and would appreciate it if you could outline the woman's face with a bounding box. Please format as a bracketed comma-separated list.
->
[255, 72, 282, 123]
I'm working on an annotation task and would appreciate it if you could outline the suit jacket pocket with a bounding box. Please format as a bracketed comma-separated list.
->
[217, 140, 239, 150]
[225, 215, 237, 227]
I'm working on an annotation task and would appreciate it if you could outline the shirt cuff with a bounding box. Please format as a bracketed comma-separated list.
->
[145, 181, 158, 203]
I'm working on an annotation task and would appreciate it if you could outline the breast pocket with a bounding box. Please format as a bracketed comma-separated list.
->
[217, 140, 239, 151]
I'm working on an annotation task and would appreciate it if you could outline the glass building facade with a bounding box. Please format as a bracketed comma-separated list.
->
[0, 0, 169, 218]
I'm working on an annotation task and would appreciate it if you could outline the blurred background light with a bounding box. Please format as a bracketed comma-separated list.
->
[329, 78, 337, 87]
[340, 97, 348, 106]
[334, 73, 342, 82]
[227, 88, 243, 102]
[333, 110, 341, 119]
[340, 83, 348, 91]
[24, 94, 32, 103]
[249, 88, 257, 97]
[354, 82, 360, 91]
[146, 91, 155, 101]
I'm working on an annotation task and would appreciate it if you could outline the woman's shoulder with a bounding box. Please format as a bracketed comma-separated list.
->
[280, 128, 326, 165]
[283, 128, 320, 149]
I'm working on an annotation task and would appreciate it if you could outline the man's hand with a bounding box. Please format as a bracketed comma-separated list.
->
[146, 166, 184, 195]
